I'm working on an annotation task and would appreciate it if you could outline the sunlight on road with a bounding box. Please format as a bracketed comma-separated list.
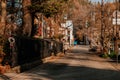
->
[4, 45, 120, 80]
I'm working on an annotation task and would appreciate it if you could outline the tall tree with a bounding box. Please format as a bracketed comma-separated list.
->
[28, 0, 69, 38]
[0, 0, 7, 35]
[29, 0, 68, 18]
[22, 0, 32, 37]
[68, 0, 91, 40]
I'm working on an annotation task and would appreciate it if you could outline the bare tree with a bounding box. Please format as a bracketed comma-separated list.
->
[68, 0, 91, 41]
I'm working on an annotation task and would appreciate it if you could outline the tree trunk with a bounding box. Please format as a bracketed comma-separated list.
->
[0, 0, 7, 35]
[22, 0, 32, 37]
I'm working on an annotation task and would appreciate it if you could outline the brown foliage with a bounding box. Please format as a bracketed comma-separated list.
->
[22, 0, 32, 37]
[0, 64, 11, 74]
[68, 0, 91, 38]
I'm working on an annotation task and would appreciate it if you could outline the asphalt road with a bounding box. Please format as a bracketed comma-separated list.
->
[2, 45, 120, 80]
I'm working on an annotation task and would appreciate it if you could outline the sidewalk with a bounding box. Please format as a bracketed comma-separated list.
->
[1, 45, 120, 80]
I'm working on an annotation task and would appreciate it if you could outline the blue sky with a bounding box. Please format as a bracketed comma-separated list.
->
[90, 0, 113, 2]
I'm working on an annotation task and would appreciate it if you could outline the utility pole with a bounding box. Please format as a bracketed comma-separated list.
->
[41, 14, 44, 38]
[117, 0, 120, 63]
[119, 0, 120, 10]
[113, 0, 120, 64]
[101, 0, 104, 54]
[114, 0, 119, 64]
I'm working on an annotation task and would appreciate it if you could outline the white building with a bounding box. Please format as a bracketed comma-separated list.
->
[61, 20, 74, 46]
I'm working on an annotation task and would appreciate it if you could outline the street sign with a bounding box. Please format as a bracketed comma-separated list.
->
[112, 18, 120, 25]
[66, 20, 73, 28]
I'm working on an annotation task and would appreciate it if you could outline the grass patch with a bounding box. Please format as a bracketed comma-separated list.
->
[99, 53, 109, 58]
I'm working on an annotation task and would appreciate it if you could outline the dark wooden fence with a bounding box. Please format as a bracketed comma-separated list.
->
[4, 36, 63, 68]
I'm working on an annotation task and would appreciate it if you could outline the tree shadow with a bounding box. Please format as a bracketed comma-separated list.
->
[65, 54, 108, 62]
[0, 74, 11, 80]
[21, 62, 120, 80]
[69, 48, 89, 54]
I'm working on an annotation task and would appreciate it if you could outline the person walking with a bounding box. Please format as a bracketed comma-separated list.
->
[63, 40, 69, 54]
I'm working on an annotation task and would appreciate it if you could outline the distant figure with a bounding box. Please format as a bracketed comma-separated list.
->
[49, 41, 54, 56]
[53, 43, 57, 56]
[63, 39, 69, 54]
[74, 40, 77, 46]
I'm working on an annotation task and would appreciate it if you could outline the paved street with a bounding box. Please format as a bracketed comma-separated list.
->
[1, 45, 120, 80]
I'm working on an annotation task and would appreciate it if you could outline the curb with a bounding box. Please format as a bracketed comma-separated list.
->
[10, 60, 43, 73]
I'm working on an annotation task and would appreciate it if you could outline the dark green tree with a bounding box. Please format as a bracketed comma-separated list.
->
[29, 0, 69, 18]
[28, 0, 69, 37]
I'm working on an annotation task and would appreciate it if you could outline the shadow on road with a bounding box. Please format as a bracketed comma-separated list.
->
[0, 74, 11, 80]
[23, 62, 120, 80]
[22, 46, 120, 80]
[4, 45, 120, 80]
[69, 48, 90, 54]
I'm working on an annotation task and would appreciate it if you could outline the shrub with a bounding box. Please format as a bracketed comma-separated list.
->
[0, 36, 10, 65]
[108, 51, 116, 58]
